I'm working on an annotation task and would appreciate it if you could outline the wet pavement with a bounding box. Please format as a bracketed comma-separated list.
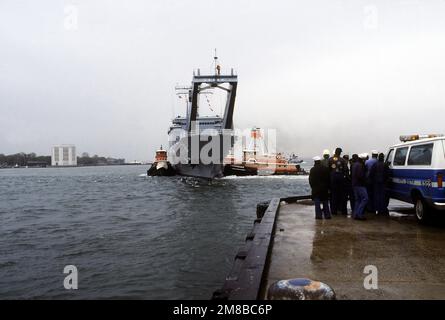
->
[262, 200, 445, 299]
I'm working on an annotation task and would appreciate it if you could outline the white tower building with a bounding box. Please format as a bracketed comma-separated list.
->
[51, 145, 77, 166]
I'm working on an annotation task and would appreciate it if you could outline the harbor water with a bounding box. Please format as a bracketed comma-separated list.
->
[0, 165, 310, 299]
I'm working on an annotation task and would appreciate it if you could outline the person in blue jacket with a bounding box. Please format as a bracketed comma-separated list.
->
[365, 151, 378, 213]
[369, 153, 390, 215]
[351, 154, 369, 220]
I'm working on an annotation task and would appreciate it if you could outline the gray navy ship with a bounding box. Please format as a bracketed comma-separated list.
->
[167, 55, 238, 179]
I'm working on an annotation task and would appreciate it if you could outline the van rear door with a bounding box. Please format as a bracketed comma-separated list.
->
[432, 140, 445, 203]
[406, 142, 435, 199]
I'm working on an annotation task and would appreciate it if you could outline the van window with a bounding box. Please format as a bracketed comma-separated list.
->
[385, 149, 394, 166]
[408, 143, 434, 166]
[393, 147, 409, 166]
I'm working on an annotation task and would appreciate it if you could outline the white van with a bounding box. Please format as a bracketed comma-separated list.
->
[385, 134, 445, 222]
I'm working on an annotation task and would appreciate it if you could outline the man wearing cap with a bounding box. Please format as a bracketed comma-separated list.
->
[321, 150, 330, 168]
[328, 147, 348, 215]
[351, 154, 369, 220]
[309, 156, 331, 219]
[365, 151, 379, 213]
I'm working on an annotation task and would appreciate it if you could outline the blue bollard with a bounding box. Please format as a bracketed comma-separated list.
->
[267, 278, 336, 300]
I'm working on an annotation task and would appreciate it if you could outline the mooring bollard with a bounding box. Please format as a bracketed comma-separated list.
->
[267, 278, 336, 300]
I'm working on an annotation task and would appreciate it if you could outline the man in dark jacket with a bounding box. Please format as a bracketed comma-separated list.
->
[343, 154, 354, 213]
[351, 154, 368, 220]
[309, 156, 331, 219]
[328, 147, 348, 215]
[370, 153, 390, 215]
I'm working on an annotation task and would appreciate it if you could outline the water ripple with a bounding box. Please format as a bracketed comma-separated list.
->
[0, 165, 310, 299]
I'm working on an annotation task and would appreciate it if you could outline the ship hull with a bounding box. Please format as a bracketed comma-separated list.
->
[174, 163, 225, 179]
[169, 131, 234, 179]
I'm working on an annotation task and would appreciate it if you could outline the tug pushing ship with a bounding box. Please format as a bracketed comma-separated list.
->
[147, 54, 306, 178]
[147, 128, 306, 177]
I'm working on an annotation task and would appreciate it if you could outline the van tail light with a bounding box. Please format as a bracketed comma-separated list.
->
[438, 173, 443, 188]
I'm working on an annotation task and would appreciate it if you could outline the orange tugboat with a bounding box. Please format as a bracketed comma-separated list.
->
[147, 146, 176, 176]
[223, 128, 307, 176]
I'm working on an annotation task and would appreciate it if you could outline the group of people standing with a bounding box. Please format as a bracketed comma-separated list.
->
[309, 147, 390, 220]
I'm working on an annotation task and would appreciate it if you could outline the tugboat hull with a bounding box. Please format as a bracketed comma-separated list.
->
[223, 164, 258, 176]
[223, 163, 307, 176]
[147, 161, 176, 176]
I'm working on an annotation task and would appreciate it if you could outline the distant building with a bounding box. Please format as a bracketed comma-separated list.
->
[52, 145, 77, 166]
[106, 157, 125, 165]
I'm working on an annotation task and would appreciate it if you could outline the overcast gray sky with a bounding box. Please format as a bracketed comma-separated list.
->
[1, 0, 444, 161]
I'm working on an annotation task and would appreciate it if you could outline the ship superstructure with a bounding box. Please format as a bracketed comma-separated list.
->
[168, 54, 238, 179]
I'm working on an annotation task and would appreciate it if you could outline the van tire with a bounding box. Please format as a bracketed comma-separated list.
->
[414, 197, 430, 223]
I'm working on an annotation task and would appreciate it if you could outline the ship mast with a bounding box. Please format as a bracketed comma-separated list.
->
[214, 48, 221, 76]
[185, 51, 238, 132]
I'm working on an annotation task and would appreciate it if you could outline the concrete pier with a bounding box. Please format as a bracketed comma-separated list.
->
[262, 199, 445, 299]
[215, 197, 445, 300]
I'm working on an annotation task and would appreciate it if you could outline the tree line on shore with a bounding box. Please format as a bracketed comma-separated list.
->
[0, 152, 125, 167]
